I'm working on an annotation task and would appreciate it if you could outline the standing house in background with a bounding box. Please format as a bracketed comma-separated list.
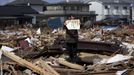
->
[0, 6, 38, 26]
[3, 0, 97, 27]
[43, 0, 97, 26]
[84, 0, 131, 21]
[6, 0, 48, 24]
[6, 0, 48, 13]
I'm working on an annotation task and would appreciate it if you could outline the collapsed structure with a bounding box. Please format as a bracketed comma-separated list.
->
[0, 0, 134, 75]
[0, 24, 134, 75]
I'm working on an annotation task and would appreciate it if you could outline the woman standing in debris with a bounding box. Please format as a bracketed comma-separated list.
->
[64, 15, 79, 62]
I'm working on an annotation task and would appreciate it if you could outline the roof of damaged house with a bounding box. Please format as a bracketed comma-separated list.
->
[6, 0, 49, 6]
[0, 6, 38, 16]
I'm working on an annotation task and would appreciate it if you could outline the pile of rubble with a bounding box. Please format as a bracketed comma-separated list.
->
[0, 25, 134, 75]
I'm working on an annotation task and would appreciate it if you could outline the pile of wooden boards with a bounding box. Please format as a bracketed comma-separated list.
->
[0, 26, 134, 75]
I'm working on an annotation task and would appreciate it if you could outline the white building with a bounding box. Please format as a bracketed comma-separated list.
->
[84, 0, 131, 21]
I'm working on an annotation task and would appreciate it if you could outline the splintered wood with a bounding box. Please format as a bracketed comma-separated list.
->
[37, 59, 60, 75]
[2, 51, 58, 75]
[57, 58, 85, 70]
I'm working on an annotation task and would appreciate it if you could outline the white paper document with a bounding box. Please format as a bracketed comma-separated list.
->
[66, 19, 80, 30]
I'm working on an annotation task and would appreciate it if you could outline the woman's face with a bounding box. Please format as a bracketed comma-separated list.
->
[68, 16, 74, 20]
[70, 16, 74, 19]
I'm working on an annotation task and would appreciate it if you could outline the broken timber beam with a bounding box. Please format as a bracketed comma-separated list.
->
[2, 51, 53, 75]
[57, 58, 85, 70]
[39, 59, 60, 75]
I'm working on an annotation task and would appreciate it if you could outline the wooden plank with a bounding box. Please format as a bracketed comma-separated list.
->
[0, 43, 9, 45]
[10, 65, 18, 75]
[57, 58, 85, 70]
[2, 51, 52, 75]
[54, 67, 84, 73]
[39, 59, 60, 75]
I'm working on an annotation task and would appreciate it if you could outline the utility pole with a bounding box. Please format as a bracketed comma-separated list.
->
[129, 4, 133, 25]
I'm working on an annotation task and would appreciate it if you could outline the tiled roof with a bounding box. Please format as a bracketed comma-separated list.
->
[0, 6, 38, 16]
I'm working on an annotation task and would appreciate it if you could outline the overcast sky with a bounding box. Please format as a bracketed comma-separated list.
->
[0, 0, 11, 5]
[0, 0, 64, 5]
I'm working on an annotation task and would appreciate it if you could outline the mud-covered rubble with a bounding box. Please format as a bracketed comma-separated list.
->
[0, 26, 134, 75]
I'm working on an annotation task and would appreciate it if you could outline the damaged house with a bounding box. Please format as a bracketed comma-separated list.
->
[0, 0, 133, 75]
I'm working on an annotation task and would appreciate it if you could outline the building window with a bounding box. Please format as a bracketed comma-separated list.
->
[105, 6, 108, 9]
[65, 6, 72, 10]
[47, 6, 63, 11]
[54, 6, 63, 10]
[82, 6, 89, 12]
[122, 6, 128, 15]
[43, 7, 47, 11]
[47, 6, 55, 11]
[115, 6, 119, 10]
[123, 7, 127, 10]
[114, 6, 119, 15]
[70, 6, 77, 10]
[77, 6, 82, 11]
[104, 5, 110, 15]
[105, 5, 110, 9]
